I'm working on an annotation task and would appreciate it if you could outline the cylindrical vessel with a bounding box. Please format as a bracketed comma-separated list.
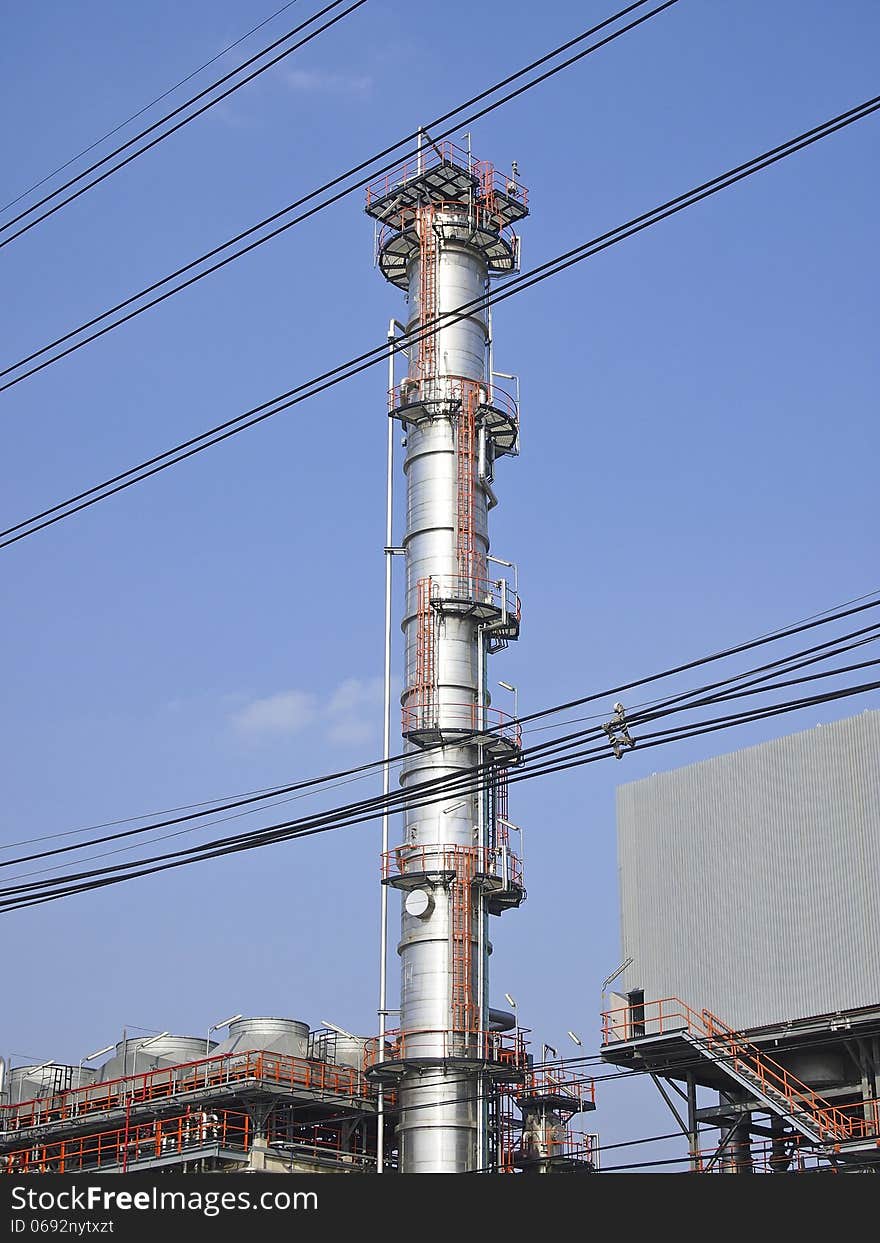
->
[210, 1017, 310, 1060]
[395, 221, 492, 1173]
[367, 150, 528, 1174]
[313, 1032, 371, 1072]
[100, 1035, 210, 1082]
[7, 1064, 97, 1104]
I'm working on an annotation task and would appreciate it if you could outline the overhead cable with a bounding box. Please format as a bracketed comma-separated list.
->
[2, 92, 877, 549]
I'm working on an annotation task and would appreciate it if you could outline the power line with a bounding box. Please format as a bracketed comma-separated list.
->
[1, 607, 876, 869]
[1, 91, 876, 549]
[0, 1, 366, 250]
[1, 596, 877, 865]
[1, 675, 874, 912]
[2, 769, 398, 884]
[1, 587, 871, 859]
[0, 1, 305, 218]
[0, 0, 679, 393]
[512, 608, 880, 730]
[524, 629, 880, 735]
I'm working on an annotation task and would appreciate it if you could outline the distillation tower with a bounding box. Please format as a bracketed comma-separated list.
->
[366, 143, 529, 1172]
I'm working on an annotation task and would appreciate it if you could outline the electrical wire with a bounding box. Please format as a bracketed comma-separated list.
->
[1, 606, 877, 869]
[0, 1, 305, 219]
[2, 587, 874, 862]
[0, 0, 678, 393]
[1, 612, 875, 872]
[0, 2, 365, 249]
[2, 91, 877, 548]
[1, 676, 874, 912]
[2, 768, 400, 883]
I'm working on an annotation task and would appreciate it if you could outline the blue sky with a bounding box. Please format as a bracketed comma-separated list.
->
[0, 0, 877, 1168]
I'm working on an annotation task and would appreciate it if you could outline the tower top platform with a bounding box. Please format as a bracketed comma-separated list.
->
[365, 140, 529, 230]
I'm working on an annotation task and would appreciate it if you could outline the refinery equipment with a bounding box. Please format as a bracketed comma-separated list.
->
[365, 136, 538, 1174]
[0, 1013, 596, 1175]
[602, 710, 880, 1172]
[0, 1017, 382, 1174]
[0, 141, 598, 1177]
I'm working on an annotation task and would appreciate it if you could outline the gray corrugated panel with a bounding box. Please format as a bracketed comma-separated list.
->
[616, 710, 880, 1030]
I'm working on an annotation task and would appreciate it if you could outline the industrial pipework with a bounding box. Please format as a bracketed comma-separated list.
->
[366, 138, 529, 1173]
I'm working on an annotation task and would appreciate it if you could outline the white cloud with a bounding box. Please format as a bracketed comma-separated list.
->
[231, 690, 318, 737]
[230, 677, 383, 748]
[327, 676, 383, 716]
[325, 677, 383, 746]
[285, 68, 372, 94]
[326, 717, 377, 746]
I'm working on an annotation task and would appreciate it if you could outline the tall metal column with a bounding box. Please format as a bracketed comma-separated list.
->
[366, 145, 529, 1172]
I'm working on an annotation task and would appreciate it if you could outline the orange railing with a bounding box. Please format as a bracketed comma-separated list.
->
[401, 697, 521, 749]
[600, 997, 875, 1145]
[1, 1109, 250, 1175]
[391, 373, 519, 427]
[365, 1027, 527, 1072]
[382, 843, 524, 891]
[499, 1124, 596, 1172]
[832, 1097, 880, 1140]
[1, 1049, 371, 1136]
[522, 1067, 596, 1112]
[411, 573, 520, 626]
[376, 203, 521, 267]
[365, 142, 528, 210]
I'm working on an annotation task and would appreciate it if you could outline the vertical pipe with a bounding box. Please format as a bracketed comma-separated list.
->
[686, 1071, 699, 1172]
[476, 626, 487, 1172]
[486, 296, 494, 401]
[376, 322, 397, 1173]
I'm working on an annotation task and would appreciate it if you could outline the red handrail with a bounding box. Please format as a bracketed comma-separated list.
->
[600, 996, 872, 1144]
[1, 1048, 371, 1133]
[1, 1108, 250, 1175]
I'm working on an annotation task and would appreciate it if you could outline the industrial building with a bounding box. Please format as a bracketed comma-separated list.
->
[0, 1017, 596, 1175]
[602, 710, 880, 1172]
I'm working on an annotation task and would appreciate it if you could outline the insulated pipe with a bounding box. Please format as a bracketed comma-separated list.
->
[487, 1008, 517, 1033]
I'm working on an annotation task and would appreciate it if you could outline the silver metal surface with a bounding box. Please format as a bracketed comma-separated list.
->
[312, 1032, 371, 1072]
[100, 1035, 210, 1081]
[209, 1017, 309, 1060]
[7, 1064, 96, 1104]
[369, 157, 528, 1173]
[616, 710, 880, 1030]
[395, 224, 495, 1173]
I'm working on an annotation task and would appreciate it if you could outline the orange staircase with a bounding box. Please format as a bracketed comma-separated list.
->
[602, 996, 866, 1146]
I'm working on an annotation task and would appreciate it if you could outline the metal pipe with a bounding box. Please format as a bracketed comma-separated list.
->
[476, 625, 487, 1172]
[377, 318, 405, 1173]
[488, 1008, 516, 1032]
[487, 298, 494, 400]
